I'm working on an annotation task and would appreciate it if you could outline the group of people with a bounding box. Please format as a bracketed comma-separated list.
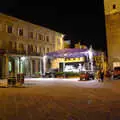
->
[96, 70, 104, 82]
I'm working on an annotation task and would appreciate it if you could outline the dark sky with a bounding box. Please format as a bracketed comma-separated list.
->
[0, 1, 106, 52]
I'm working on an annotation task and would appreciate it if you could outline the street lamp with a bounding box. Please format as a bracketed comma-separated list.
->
[21, 56, 26, 61]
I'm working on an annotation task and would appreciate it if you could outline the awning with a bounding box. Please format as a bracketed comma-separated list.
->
[46, 48, 101, 58]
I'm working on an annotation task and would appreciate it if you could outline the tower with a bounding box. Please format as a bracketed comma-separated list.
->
[104, 0, 120, 68]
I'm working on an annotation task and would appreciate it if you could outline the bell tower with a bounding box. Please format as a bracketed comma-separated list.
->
[104, 0, 120, 15]
[104, 0, 120, 69]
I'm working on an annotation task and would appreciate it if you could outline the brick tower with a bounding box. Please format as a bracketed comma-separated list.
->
[104, 0, 120, 68]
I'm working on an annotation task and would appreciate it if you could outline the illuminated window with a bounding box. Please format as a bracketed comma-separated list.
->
[7, 25, 12, 33]
[18, 28, 23, 36]
[113, 4, 116, 9]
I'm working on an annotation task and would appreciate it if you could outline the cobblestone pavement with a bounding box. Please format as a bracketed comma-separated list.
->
[0, 78, 120, 120]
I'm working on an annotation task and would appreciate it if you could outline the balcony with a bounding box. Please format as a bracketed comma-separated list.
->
[27, 52, 42, 56]
[6, 49, 42, 57]
[7, 49, 26, 55]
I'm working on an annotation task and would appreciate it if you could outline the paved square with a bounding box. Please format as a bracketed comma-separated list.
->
[0, 78, 120, 120]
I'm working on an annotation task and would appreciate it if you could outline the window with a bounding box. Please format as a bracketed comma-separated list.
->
[14, 42, 17, 50]
[19, 43, 24, 51]
[39, 47, 41, 53]
[43, 48, 45, 54]
[29, 32, 33, 39]
[46, 36, 49, 42]
[47, 48, 49, 53]
[9, 41, 13, 50]
[7, 25, 12, 33]
[113, 4, 116, 9]
[18, 28, 23, 36]
[35, 46, 37, 52]
[39, 34, 43, 40]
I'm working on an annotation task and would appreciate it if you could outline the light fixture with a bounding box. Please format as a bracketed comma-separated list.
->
[21, 56, 26, 61]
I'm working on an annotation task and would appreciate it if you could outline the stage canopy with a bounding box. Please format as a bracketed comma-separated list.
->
[46, 48, 101, 58]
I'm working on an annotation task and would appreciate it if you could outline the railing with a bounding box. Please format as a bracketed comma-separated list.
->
[6, 50, 42, 56]
[7, 50, 26, 55]
[27, 52, 42, 56]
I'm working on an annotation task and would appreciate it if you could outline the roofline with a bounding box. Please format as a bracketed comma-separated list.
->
[0, 12, 65, 36]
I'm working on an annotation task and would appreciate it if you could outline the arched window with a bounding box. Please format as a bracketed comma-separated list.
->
[31, 45, 33, 53]
[19, 43, 24, 52]
[28, 45, 31, 54]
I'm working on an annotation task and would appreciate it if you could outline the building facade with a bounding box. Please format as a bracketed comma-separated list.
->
[104, 0, 120, 68]
[0, 13, 64, 78]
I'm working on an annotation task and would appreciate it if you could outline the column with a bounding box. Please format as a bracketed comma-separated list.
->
[3, 55, 9, 78]
[15, 57, 19, 75]
[30, 59, 32, 76]
[26, 58, 29, 76]
[40, 58, 42, 74]
[43, 56, 47, 75]
[35, 60, 38, 73]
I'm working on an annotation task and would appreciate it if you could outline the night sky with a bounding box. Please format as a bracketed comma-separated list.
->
[0, 1, 106, 52]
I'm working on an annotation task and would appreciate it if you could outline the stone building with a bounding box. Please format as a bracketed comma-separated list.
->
[0, 13, 64, 78]
[104, 0, 120, 68]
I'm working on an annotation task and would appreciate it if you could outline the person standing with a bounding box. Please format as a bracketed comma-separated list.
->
[96, 70, 101, 82]
[100, 70, 104, 82]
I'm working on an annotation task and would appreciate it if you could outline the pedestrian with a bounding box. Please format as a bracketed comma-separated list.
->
[111, 70, 114, 80]
[100, 70, 104, 82]
[97, 70, 101, 82]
